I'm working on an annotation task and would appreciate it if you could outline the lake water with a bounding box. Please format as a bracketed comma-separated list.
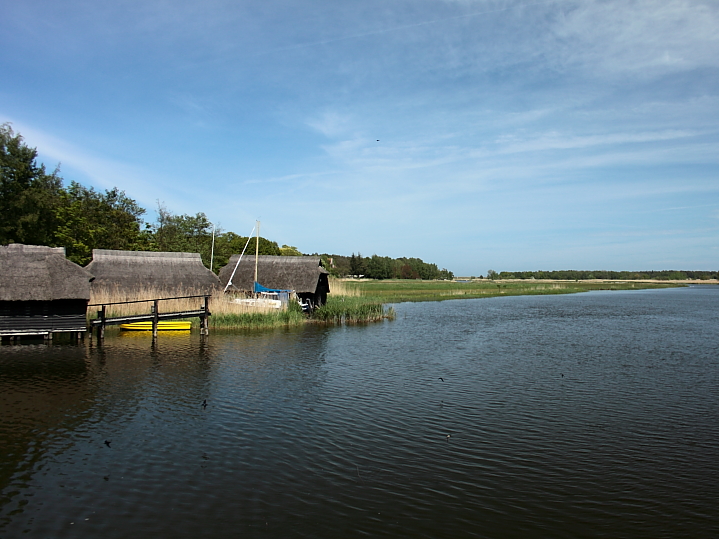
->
[1, 286, 718, 538]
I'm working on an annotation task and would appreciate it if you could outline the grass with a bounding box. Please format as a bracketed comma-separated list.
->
[88, 278, 680, 332]
[208, 299, 307, 329]
[88, 281, 393, 331]
[88, 286, 306, 330]
[311, 295, 395, 324]
[348, 279, 682, 303]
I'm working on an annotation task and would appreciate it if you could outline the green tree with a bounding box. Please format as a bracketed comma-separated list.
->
[279, 244, 303, 256]
[54, 182, 149, 265]
[364, 255, 393, 279]
[209, 231, 281, 273]
[153, 204, 214, 257]
[0, 123, 63, 245]
[349, 253, 365, 277]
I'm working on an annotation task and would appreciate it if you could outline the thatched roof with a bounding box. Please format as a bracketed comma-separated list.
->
[0, 244, 94, 301]
[218, 255, 328, 293]
[86, 249, 220, 291]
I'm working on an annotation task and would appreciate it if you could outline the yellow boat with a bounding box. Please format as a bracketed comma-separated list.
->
[119, 321, 192, 331]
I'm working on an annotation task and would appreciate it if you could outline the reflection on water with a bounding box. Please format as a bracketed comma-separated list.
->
[1, 287, 718, 538]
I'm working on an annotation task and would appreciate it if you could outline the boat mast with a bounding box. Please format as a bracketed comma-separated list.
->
[223, 224, 255, 293]
[210, 222, 215, 273]
[254, 220, 260, 296]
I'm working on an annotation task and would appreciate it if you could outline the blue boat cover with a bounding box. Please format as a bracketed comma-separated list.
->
[253, 281, 292, 294]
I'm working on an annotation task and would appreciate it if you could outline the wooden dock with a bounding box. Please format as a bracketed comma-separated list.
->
[89, 295, 211, 339]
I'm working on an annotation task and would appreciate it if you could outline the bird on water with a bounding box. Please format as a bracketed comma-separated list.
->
[104, 440, 111, 447]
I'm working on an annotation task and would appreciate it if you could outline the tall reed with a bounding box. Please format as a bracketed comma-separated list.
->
[311, 295, 395, 324]
[88, 285, 391, 329]
[89, 286, 303, 328]
[328, 277, 362, 297]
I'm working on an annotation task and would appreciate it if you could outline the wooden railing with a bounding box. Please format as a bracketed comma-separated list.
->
[88, 294, 211, 339]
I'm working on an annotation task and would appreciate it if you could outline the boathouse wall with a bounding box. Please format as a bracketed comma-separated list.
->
[0, 244, 94, 338]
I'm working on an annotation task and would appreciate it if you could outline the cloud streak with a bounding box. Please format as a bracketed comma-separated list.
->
[2, 0, 717, 272]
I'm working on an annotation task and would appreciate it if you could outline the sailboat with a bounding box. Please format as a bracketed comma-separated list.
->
[223, 221, 292, 309]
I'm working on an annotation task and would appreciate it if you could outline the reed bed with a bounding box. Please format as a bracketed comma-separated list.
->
[311, 295, 395, 324]
[328, 277, 362, 297]
[88, 277, 654, 331]
[89, 286, 305, 329]
[347, 279, 679, 303]
[89, 285, 393, 330]
[89, 286, 211, 318]
[209, 300, 306, 330]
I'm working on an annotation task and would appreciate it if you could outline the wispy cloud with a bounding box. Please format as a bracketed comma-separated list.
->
[549, 0, 719, 76]
[3, 0, 717, 272]
[6, 120, 178, 212]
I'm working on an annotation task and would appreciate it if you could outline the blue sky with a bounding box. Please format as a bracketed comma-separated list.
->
[2, 0, 718, 275]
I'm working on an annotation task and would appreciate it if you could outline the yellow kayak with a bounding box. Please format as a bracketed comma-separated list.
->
[119, 321, 192, 331]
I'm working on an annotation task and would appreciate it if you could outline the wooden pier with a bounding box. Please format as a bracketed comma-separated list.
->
[89, 295, 211, 339]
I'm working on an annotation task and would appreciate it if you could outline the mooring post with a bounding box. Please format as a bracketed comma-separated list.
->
[152, 299, 159, 339]
[201, 295, 210, 335]
[98, 305, 106, 340]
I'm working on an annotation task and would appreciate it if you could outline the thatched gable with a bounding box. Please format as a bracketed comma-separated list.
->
[85, 249, 219, 292]
[0, 244, 94, 301]
[218, 255, 329, 303]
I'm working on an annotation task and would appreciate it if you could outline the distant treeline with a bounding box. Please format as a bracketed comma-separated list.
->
[1, 124, 453, 279]
[491, 270, 718, 281]
[319, 253, 454, 280]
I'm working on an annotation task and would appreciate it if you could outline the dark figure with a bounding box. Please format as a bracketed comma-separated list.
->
[438, 377, 444, 381]
[202, 399, 208, 408]
[104, 440, 111, 447]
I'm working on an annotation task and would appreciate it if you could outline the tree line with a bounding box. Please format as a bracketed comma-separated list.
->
[319, 253, 454, 280]
[486, 270, 718, 281]
[1, 124, 454, 278]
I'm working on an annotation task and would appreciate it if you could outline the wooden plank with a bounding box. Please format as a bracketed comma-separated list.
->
[89, 310, 208, 326]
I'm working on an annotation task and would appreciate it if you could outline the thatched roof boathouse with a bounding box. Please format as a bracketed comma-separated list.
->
[218, 255, 330, 307]
[0, 244, 94, 339]
[86, 249, 220, 295]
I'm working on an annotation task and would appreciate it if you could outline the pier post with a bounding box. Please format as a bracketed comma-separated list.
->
[152, 300, 159, 339]
[201, 295, 210, 335]
[97, 305, 106, 340]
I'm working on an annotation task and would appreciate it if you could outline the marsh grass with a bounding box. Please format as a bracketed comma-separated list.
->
[89, 284, 392, 330]
[89, 286, 306, 329]
[311, 295, 395, 324]
[87, 278, 658, 331]
[347, 279, 680, 303]
[210, 300, 306, 329]
[328, 277, 361, 297]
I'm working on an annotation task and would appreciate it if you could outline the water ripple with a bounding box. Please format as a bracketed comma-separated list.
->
[1, 287, 718, 538]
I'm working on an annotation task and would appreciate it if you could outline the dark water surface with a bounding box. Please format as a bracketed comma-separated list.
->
[1, 286, 718, 538]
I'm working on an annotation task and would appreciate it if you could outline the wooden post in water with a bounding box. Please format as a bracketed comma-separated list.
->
[201, 295, 210, 335]
[152, 300, 159, 338]
[97, 305, 106, 340]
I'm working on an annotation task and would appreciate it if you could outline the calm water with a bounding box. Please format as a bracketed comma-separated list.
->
[1, 286, 718, 538]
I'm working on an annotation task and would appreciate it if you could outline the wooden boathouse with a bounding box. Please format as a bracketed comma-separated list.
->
[0, 244, 94, 340]
[218, 255, 330, 308]
[85, 249, 220, 294]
